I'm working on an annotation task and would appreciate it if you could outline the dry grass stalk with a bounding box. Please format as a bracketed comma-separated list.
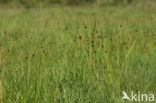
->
[122, 40, 136, 70]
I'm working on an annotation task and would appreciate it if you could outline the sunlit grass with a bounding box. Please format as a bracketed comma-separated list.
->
[0, 7, 156, 103]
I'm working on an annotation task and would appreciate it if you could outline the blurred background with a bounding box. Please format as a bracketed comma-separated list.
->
[0, 0, 155, 8]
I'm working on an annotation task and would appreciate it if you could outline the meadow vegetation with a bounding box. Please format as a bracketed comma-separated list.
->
[0, 0, 155, 7]
[0, 3, 156, 103]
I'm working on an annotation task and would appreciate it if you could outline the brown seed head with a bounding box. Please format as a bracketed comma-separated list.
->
[126, 46, 128, 49]
[25, 56, 28, 60]
[143, 49, 146, 53]
[91, 40, 94, 44]
[4, 31, 7, 35]
[79, 36, 82, 40]
[123, 42, 126, 45]
[110, 38, 112, 41]
[84, 26, 87, 29]
[43, 50, 46, 54]
[32, 54, 35, 57]
[120, 24, 123, 27]
[97, 35, 102, 39]
[65, 27, 68, 30]
[42, 37, 45, 41]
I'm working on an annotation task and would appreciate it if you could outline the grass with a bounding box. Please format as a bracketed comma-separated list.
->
[0, 7, 156, 103]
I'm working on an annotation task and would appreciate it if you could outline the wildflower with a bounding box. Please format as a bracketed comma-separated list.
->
[97, 35, 102, 39]
[110, 38, 112, 41]
[65, 27, 68, 30]
[143, 49, 146, 53]
[25, 56, 28, 60]
[32, 53, 35, 57]
[42, 37, 44, 41]
[79, 36, 82, 40]
[126, 46, 128, 49]
[120, 24, 123, 27]
[4, 31, 7, 35]
[91, 40, 94, 44]
[84, 26, 87, 29]
[123, 42, 126, 45]
[43, 50, 46, 54]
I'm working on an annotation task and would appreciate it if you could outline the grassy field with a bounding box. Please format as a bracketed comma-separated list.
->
[0, 7, 156, 103]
